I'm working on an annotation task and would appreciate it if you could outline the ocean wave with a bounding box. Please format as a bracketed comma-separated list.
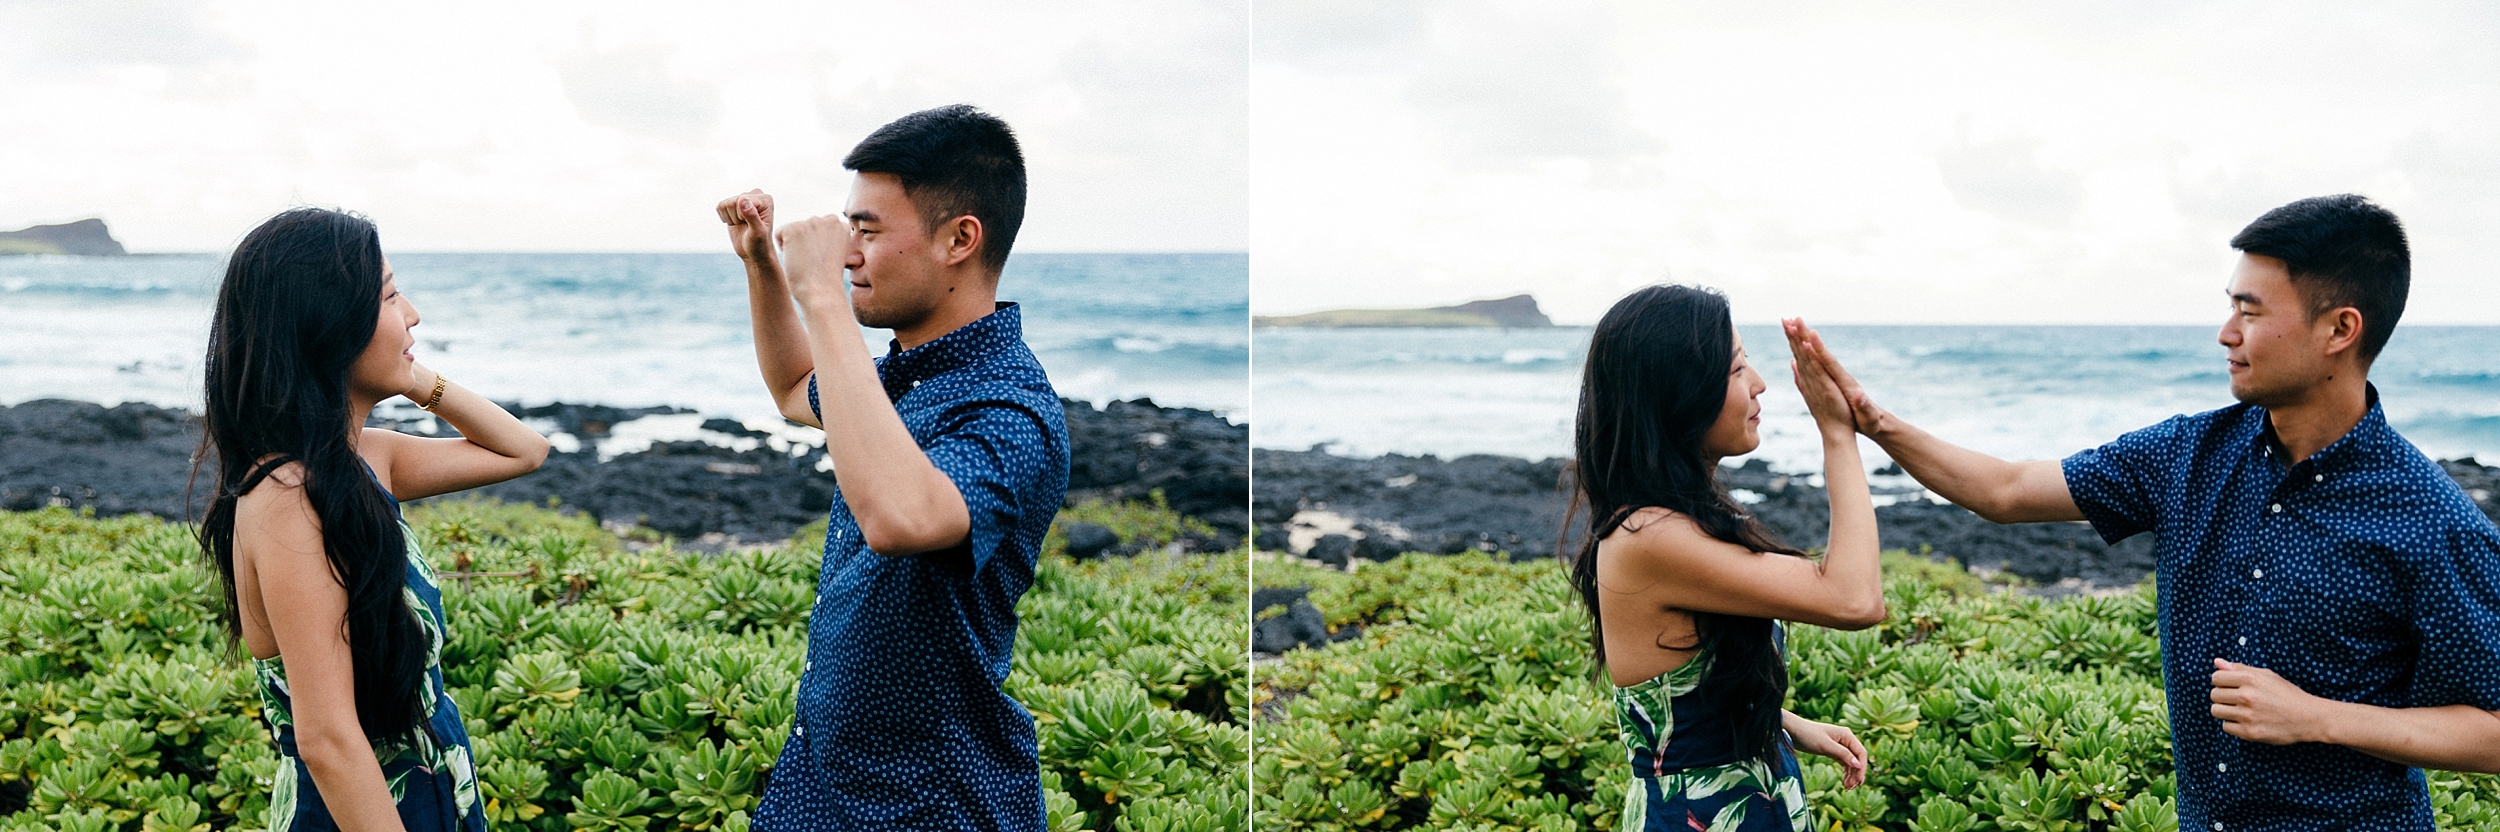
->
[1041, 335, 1246, 363]
[2409, 371, 2500, 387]
[1502, 348, 1570, 365]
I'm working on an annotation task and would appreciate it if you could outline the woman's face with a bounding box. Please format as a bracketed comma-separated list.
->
[348, 258, 421, 402]
[1699, 328, 1766, 459]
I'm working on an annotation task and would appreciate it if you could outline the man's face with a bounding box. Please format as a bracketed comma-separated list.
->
[2218, 253, 2341, 408]
[841, 171, 953, 331]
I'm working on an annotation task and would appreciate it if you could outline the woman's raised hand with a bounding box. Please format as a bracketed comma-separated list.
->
[1784, 318, 1855, 436]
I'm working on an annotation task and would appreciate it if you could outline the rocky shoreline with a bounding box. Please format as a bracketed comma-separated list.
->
[1256, 446, 2500, 582]
[1250, 447, 2500, 650]
[0, 397, 1245, 550]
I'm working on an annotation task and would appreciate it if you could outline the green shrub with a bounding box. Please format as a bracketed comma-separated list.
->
[0, 499, 1245, 831]
[1253, 550, 2500, 831]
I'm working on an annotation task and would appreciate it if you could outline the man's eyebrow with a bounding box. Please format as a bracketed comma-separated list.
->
[2227, 289, 2262, 306]
[844, 211, 879, 224]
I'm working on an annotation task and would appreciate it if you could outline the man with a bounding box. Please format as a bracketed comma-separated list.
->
[1798, 194, 2500, 830]
[715, 104, 1070, 830]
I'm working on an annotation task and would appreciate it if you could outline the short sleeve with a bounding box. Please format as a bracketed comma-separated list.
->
[807, 374, 819, 421]
[2404, 526, 2500, 710]
[921, 399, 1056, 572]
[2060, 415, 2188, 544]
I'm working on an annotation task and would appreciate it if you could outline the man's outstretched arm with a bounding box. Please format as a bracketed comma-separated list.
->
[1789, 322, 2084, 524]
[718, 190, 822, 427]
[2211, 658, 2500, 774]
[774, 215, 970, 556]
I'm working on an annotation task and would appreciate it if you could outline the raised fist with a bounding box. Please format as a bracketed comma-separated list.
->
[776, 214, 855, 309]
[716, 189, 777, 263]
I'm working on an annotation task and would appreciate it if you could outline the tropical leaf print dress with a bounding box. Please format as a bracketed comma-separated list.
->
[252, 479, 485, 832]
[1613, 624, 1809, 832]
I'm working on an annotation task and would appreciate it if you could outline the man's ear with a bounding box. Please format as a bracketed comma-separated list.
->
[940, 215, 984, 269]
[2321, 306, 2366, 358]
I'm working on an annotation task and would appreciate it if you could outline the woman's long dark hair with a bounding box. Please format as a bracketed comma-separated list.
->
[1566, 284, 1807, 762]
[193, 207, 428, 742]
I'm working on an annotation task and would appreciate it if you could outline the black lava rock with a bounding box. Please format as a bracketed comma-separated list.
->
[1252, 598, 1331, 654]
[700, 418, 771, 439]
[451, 439, 833, 544]
[1250, 585, 1309, 614]
[1253, 449, 1576, 560]
[1351, 533, 1406, 563]
[1062, 398, 1246, 538]
[1307, 534, 1355, 567]
[1249, 447, 2500, 588]
[1, 396, 1247, 547]
[1061, 521, 1120, 559]
[1, 400, 207, 517]
[505, 402, 694, 438]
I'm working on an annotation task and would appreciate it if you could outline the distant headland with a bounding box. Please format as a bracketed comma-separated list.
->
[1254, 294, 1554, 328]
[0, 219, 128, 256]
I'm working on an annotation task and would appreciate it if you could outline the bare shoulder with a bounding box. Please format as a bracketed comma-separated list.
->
[356, 427, 407, 488]
[1604, 507, 1730, 567]
[235, 458, 309, 503]
[1617, 506, 1691, 536]
[1614, 507, 1715, 549]
[233, 459, 323, 560]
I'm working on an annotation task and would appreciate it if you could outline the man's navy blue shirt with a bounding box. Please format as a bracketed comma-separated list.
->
[753, 303, 1070, 832]
[2063, 387, 2500, 831]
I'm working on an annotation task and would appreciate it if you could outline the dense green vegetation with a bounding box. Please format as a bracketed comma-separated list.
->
[1252, 551, 2500, 831]
[0, 498, 1246, 832]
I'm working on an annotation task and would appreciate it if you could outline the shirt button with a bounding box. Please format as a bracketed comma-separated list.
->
[2238, 636, 2247, 646]
[2313, 474, 2324, 482]
[2218, 763, 2228, 772]
[2215, 823, 2225, 831]
[795, 725, 803, 736]
[2269, 503, 2282, 513]
[2252, 568, 2263, 579]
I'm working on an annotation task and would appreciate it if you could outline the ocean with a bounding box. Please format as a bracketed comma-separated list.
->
[0, 252, 1247, 440]
[1252, 325, 2500, 473]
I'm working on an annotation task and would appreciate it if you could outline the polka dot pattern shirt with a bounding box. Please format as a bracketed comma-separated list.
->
[2063, 386, 2500, 832]
[752, 303, 1070, 832]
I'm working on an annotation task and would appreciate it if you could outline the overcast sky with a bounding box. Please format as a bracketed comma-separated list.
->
[1253, 1, 2500, 324]
[0, 0, 1246, 253]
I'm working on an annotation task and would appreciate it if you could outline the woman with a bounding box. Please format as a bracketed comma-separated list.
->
[195, 208, 549, 832]
[1568, 285, 1881, 832]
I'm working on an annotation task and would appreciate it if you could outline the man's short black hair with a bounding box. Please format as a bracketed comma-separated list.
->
[2229, 194, 2410, 363]
[843, 104, 1027, 274]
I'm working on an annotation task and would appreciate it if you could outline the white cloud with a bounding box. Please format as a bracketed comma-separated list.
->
[558, 43, 723, 144]
[0, 0, 1246, 253]
[1252, 1, 2500, 324]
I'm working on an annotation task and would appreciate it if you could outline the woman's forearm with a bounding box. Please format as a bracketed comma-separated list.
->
[413, 369, 549, 465]
[1818, 428, 1885, 626]
[297, 730, 410, 832]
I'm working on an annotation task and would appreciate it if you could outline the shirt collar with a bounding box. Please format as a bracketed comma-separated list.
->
[876, 302, 1022, 399]
[2253, 382, 2389, 475]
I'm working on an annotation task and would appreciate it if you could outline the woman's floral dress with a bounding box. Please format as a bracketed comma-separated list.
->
[1613, 623, 1810, 832]
[252, 477, 485, 832]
